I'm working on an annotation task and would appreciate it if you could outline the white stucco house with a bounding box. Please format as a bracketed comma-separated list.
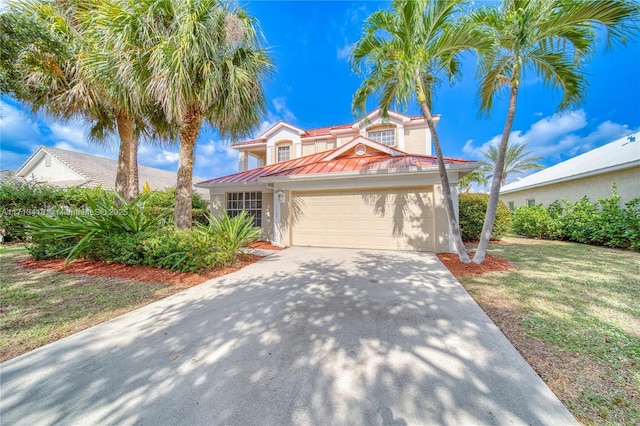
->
[500, 132, 640, 209]
[196, 109, 478, 252]
[15, 146, 209, 199]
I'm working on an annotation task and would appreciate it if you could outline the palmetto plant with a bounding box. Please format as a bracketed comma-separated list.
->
[469, 0, 639, 263]
[18, 192, 168, 262]
[201, 210, 262, 254]
[350, 0, 493, 262]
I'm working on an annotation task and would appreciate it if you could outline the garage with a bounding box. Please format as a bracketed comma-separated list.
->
[292, 187, 435, 251]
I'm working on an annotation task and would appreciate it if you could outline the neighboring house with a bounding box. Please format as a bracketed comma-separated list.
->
[14, 146, 209, 199]
[501, 132, 640, 210]
[197, 109, 478, 252]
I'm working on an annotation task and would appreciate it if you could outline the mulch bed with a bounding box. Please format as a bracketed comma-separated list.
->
[436, 252, 514, 278]
[19, 253, 263, 286]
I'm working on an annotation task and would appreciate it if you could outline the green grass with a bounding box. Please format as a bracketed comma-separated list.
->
[0, 244, 185, 362]
[460, 237, 640, 425]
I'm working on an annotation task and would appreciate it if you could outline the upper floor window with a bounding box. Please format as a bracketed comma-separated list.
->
[526, 199, 536, 207]
[368, 129, 395, 146]
[277, 145, 291, 162]
[508, 201, 515, 212]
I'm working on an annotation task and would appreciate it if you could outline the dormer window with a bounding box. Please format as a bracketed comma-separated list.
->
[367, 129, 395, 146]
[277, 145, 291, 162]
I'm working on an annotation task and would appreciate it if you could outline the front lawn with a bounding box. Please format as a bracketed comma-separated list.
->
[0, 244, 187, 362]
[459, 237, 639, 425]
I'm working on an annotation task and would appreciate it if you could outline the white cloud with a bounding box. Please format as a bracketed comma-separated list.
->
[336, 43, 353, 60]
[464, 110, 588, 159]
[0, 100, 42, 146]
[463, 110, 638, 167]
[272, 97, 296, 122]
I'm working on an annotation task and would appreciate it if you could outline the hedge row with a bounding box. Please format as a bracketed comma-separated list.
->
[511, 188, 640, 250]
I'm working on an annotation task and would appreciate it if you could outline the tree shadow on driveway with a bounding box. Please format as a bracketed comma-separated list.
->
[1, 248, 575, 425]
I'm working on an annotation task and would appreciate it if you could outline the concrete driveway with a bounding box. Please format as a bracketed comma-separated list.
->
[1, 247, 576, 425]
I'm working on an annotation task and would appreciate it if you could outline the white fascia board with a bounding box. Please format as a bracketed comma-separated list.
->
[198, 182, 272, 194]
[15, 148, 46, 176]
[260, 122, 305, 139]
[500, 161, 640, 194]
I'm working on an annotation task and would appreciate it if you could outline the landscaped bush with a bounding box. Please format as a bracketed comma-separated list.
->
[19, 191, 168, 262]
[0, 180, 66, 242]
[458, 193, 512, 241]
[511, 205, 563, 239]
[510, 186, 640, 250]
[18, 190, 260, 272]
[146, 187, 209, 225]
[201, 210, 262, 253]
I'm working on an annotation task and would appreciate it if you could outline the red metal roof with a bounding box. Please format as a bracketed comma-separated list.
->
[200, 138, 475, 186]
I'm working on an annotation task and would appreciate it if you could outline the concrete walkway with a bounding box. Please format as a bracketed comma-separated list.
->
[1, 247, 576, 425]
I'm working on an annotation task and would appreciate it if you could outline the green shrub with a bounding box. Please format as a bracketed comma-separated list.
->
[145, 187, 209, 226]
[459, 193, 512, 241]
[559, 196, 600, 244]
[0, 181, 63, 241]
[511, 205, 563, 239]
[203, 210, 262, 253]
[17, 191, 168, 262]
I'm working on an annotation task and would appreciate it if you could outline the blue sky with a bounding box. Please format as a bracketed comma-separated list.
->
[1, 0, 639, 185]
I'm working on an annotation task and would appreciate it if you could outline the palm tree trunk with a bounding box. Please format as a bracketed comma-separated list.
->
[419, 101, 470, 263]
[473, 83, 519, 264]
[129, 135, 139, 199]
[115, 111, 133, 201]
[174, 105, 202, 230]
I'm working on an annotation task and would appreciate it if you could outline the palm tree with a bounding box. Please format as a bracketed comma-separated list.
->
[2, 0, 147, 201]
[96, 0, 273, 229]
[350, 0, 492, 262]
[458, 170, 488, 193]
[470, 0, 639, 264]
[480, 142, 544, 186]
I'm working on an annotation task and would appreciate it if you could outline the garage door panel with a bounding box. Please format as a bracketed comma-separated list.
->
[293, 188, 434, 251]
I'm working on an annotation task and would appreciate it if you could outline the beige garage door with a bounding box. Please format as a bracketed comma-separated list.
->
[292, 187, 434, 251]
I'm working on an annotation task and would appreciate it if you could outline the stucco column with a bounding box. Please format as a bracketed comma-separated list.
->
[273, 189, 281, 245]
[449, 184, 459, 253]
[238, 151, 248, 172]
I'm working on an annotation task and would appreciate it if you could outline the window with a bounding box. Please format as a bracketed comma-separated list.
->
[508, 201, 515, 212]
[367, 129, 395, 146]
[526, 199, 536, 207]
[227, 192, 262, 227]
[277, 145, 290, 162]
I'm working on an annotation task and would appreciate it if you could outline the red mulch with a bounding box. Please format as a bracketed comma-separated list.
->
[19, 253, 262, 286]
[247, 240, 284, 250]
[436, 252, 514, 278]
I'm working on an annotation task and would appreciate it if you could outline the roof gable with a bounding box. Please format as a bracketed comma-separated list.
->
[260, 121, 305, 139]
[322, 136, 401, 162]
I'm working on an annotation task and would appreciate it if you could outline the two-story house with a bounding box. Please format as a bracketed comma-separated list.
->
[196, 109, 478, 252]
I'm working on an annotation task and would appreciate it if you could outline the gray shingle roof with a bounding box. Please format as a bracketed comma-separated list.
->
[17, 146, 209, 198]
[501, 132, 640, 194]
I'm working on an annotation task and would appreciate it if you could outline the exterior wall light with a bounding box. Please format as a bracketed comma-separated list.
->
[277, 190, 286, 203]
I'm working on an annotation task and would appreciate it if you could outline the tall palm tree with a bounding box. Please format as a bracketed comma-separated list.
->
[480, 142, 544, 185]
[95, 0, 273, 229]
[470, 0, 639, 263]
[3, 0, 147, 201]
[350, 0, 492, 262]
